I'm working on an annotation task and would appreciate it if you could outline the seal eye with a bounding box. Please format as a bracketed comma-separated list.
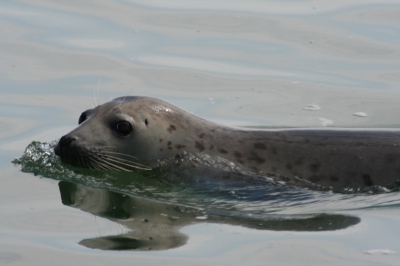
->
[115, 121, 133, 136]
[78, 112, 87, 125]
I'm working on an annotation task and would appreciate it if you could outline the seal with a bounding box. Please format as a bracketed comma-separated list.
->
[54, 96, 400, 188]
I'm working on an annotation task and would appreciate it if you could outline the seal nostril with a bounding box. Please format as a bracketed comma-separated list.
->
[66, 137, 76, 147]
[54, 135, 79, 158]
[55, 135, 78, 157]
[59, 135, 77, 147]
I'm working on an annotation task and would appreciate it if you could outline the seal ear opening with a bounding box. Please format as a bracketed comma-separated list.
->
[79, 109, 94, 125]
[78, 112, 87, 125]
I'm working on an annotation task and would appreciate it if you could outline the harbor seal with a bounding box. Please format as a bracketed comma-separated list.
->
[54, 96, 400, 188]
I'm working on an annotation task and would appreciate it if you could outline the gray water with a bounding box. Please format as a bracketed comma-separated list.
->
[1, 0, 400, 265]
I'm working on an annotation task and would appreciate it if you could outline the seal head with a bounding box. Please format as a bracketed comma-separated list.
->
[54, 96, 159, 170]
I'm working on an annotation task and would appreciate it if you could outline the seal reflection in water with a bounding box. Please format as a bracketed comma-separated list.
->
[54, 96, 400, 188]
[58, 181, 360, 251]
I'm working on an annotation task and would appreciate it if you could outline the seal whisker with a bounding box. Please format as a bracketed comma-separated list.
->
[97, 145, 117, 149]
[118, 87, 136, 110]
[93, 158, 112, 171]
[78, 155, 86, 168]
[100, 155, 151, 171]
[86, 151, 129, 171]
[86, 160, 96, 170]
[103, 159, 151, 171]
[95, 162, 110, 171]
[86, 152, 112, 170]
[98, 151, 139, 160]
[76, 156, 83, 167]
[88, 157, 109, 170]
[98, 158, 131, 171]
[87, 157, 100, 170]
[97, 78, 101, 106]
[97, 152, 151, 170]
[96, 158, 119, 171]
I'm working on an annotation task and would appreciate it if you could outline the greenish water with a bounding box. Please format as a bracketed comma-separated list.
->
[1, 0, 400, 265]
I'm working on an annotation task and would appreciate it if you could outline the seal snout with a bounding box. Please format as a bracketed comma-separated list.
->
[54, 135, 78, 157]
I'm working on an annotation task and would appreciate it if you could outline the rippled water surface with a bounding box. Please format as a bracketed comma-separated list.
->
[1, 0, 400, 265]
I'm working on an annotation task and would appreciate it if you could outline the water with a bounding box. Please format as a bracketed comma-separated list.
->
[1, 0, 400, 265]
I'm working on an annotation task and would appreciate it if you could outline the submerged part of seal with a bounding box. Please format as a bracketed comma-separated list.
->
[54, 96, 400, 188]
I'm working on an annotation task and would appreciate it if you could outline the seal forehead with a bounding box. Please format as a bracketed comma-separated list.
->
[112, 107, 122, 114]
[153, 105, 173, 113]
[108, 96, 174, 113]
[112, 96, 143, 104]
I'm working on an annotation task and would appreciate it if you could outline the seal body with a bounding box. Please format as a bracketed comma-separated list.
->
[54, 96, 400, 188]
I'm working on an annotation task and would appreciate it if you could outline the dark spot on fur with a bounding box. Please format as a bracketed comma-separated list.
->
[234, 151, 242, 158]
[175, 154, 182, 160]
[250, 166, 260, 173]
[310, 162, 321, 173]
[238, 140, 244, 144]
[195, 141, 205, 152]
[219, 149, 228, 154]
[168, 147, 172, 150]
[113, 107, 121, 114]
[175, 144, 186, 149]
[362, 174, 373, 186]
[329, 176, 339, 182]
[209, 145, 214, 151]
[198, 133, 205, 139]
[271, 147, 278, 155]
[385, 154, 396, 163]
[168, 141, 172, 146]
[168, 125, 177, 133]
[210, 129, 215, 132]
[238, 159, 245, 164]
[160, 148, 163, 151]
[248, 151, 265, 164]
[272, 166, 277, 172]
[159, 138, 163, 143]
[254, 142, 266, 150]
[286, 163, 293, 170]
[294, 156, 304, 165]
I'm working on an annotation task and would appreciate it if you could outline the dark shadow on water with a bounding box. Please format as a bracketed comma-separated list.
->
[59, 181, 360, 251]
